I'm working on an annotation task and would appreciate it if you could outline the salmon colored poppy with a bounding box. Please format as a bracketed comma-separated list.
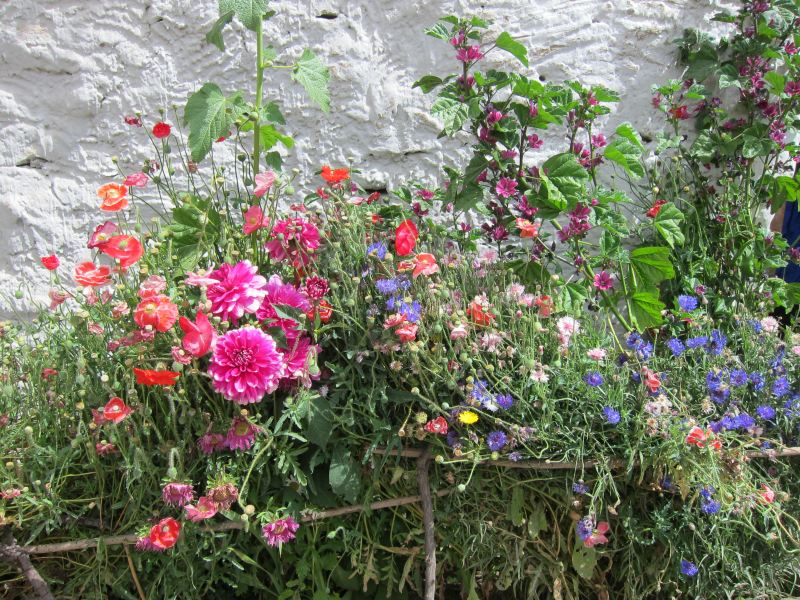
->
[320, 165, 350, 184]
[467, 300, 494, 326]
[395, 219, 418, 257]
[134, 295, 179, 332]
[74, 262, 111, 287]
[412, 253, 439, 278]
[133, 368, 180, 386]
[97, 183, 128, 212]
[395, 323, 418, 342]
[516, 217, 540, 238]
[100, 235, 143, 268]
[149, 517, 181, 549]
[102, 397, 132, 424]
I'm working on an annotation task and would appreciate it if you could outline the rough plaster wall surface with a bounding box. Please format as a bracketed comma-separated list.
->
[0, 0, 735, 316]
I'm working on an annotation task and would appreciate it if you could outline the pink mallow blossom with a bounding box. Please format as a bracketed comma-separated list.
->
[593, 271, 614, 291]
[495, 177, 518, 198]
[253, 171, 276, 197]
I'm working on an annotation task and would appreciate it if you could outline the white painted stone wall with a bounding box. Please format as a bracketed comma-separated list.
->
[0, 0, 733, 315]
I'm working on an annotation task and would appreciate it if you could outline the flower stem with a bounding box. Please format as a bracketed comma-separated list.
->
[253, 18, 265, 176]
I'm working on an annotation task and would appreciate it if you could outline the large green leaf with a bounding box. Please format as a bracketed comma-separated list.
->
[541, 153, 589, 208]
[604, 122, 644, 178]
[630, 246, 675, 285]
[258, 124, 294, 151]
[306, 395, 333, 450]
[559, 283, 588, 313]
[329, 447, 360, 504]
[292, 49, 331, 112]
[431, 96, 469, 136]
[572, 544, 597, 580]
[413, 75, 445, 93]
[742, 135, 774, 159]
[653, 203, 685, 249]
[183, 83, 245, 162]
[495, 32, 528, 66]
[219, 0, 269, 31]
[630, 290, 665, 330]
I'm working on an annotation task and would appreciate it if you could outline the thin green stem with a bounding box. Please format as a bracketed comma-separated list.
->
[253, 18, 265, 175]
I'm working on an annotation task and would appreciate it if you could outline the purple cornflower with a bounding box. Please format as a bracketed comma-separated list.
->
[666, 338, 685, 357]
[603, 406, 621, 425]
[677, 295, 698, 312]
[773, 376, 790, 398]
[508, 451, 522, 462]
[708, 329, 727, 356]
[585, 372, 604, 387]
[686, 336, 709, 349]
[750, 372, 765, 391]
[702, 500, 721, 515]
[398, 300, 422, 323]
[366, 242, 387, 260]
[576, 517, 593, 541]
[375, 278, 399, 295]
[486, 430, 508, 452]
[572, 481, 590, 494]
[681, 560, 698, 577]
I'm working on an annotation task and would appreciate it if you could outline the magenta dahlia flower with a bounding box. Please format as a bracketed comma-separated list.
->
[184, 496, 218, 522]
[206, 261, 267, 323]
[162, 482, 195, 507]
[262, 516, 300, 547]
[255, 275, 311, 330]
[225, 417, 261, 451]
[280, 332, 320, 386]
[265, 218, 320, 268]
[208, 327, 285, 404]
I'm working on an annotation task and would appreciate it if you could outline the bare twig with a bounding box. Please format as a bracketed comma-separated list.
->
[123, 544, 146, 600]
[0, 529, 55, 600]
[416, 448, 436, 600]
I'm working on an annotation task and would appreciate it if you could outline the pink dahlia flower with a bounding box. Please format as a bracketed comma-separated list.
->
[206, 261, 267, 323]
[184, 496, 218, 522]
[225, 416, 261, 451]
[265, 218, 320, 268]
[162, 482, 195, 507]
[208, 327, 285, 404]
[255, 275, 311, 330]
[262, 516, 300, 547]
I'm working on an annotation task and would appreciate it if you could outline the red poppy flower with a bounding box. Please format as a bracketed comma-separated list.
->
[424, 416, 448, 435]
[179, 311, 214, 357]
[467, 300, 494, 326]
[40, 255, 60, 270]
[103, 397, 132, 424]
[100, 235, 143, 268]
[134, 368, 180, 386]
[152, 122, 171, 139]
[395, 219, 418, 257]
[41, 368, 58, 379]
[366, 191, 381, 204]
[320, 165, 350, 184]
[74, 262, 111, 287]
[307, 300, 333, 324]
[646, 199, 668, 218]
[149, 517, 181, 549]
[97, 183, 129, 212]
[134, 295, 179, 332]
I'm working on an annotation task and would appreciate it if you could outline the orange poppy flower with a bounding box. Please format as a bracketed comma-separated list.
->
[133, 368, 180, 386]
[321, 165, 350, 184]
[97, 183, 129, 211]
[412, 253, 439, 278]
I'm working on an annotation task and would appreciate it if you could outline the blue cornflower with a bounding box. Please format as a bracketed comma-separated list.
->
[730, 369, 748, 387]
[446, 430, 461, 449]
[398, 300, 422, 323]
[708, 329, 727, 356]
[630, 372, 641, 384]
[508, 451, 522, 462]
[398, 278, 412, 291]
[756, 405, 776, 420]
[706, 370, 725, 391]
[471, 380, 491, 403]
[749, 372, 765, 391]
[585, 372, 604, 387]
[702, 500, 721, 515]
[386, 296, 398, 311]
[710, 387, 731, 404]
[495, 394, 514, 410]
[699, 486, 715, 500]
[666, 338, 685, 357]
[770, 347, 786, 372]
[783, 394, 800, 419]
[486, 430, 507, 452]
[681, 560, 699, 577]
[748, 319, 763, 334]
[603, 406, 621, 425]
[626, 332, 643, 349]
[375, 278, 399, 295]
[773, 376, 791, 398]
[734, 413, 755, 429]
[576, 517, 593, 541]
[572, 481, 590, 494]
[366, 242, 388, 260]
[677, 295, 698, 312]
[637, 341, 654, 360]
[686, 336, 709, 349]
[626, 332, 653, 359]
[660, 476, 672, 490]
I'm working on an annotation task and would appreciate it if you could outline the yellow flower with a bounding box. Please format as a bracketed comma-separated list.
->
[458, 410, 478, 425]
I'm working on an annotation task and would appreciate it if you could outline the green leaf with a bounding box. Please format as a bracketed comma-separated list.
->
[559, 283, 588, 313]
[206, 10, 235, 51]
[509, 487, 524, 527]
[572, 544, 597, 580]
[604, 123, 644, 178]
[614, 122, 644, 151]
[258, 124, 294, 151]
[630, 290, 665, 329]
[495, 32, 528, 67]
[630, 246, 675, 285]
[262, 101, 285, 124]
[329, 447, 360, 504]
[219, 0, 269, 31]
[653, 203, 685, 249]
[690, 132, 715, 162]
[527, 504, 548, 538]
[307, 395, 333, 450]
[183, 83, 245, 162]
[431, 96, 469, 136]
[292, 48, 331, 112]
[541, 153, 589, 207]
[509, 259, 550, 287]
[742, 135, 774, 159]
[413, 75, 444, 93]
[424, 22, 451, 40]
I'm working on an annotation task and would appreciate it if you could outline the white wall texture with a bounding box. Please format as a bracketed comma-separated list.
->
[0, 0, 733, 316]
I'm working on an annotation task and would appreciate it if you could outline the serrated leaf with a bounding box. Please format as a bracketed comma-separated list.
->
[509, 259, 550, 287]
[630, 246, 675, 284]
[690, 132, 715, 162]
[258, 124, 294, 151]
[541, 152, 589, 207]
[604, 124, 644, 178]
[431, 96, 469, 136]
[630, 290, 665, 330]
[292, 48, 331, 112]
[262, 101, 285, 124]
[653, 202, 685, 249]
[614, 122, 644, 151]
[495, 32, 528, 67]
[527, 504, 548, 538]
[559, 283, 588, 313]
[742, 135, 773, 159]
[425, 22, 451, 40]
[219, 0, 269, 31]
[413, 75, 444, 93]
[329, 447, 360, 504]
[183, 83, 244, 162]
[206, 10, 234, 51]
[307, 395, 333, 450]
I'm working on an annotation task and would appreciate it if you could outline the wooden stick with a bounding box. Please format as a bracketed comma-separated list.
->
[123, 544, 146, 600]
[0, 529, 55, 600]
[416, 449, 436, 600]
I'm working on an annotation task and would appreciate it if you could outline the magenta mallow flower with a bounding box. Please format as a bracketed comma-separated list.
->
[208, 327, 285, 404]
[162, 482, 195, 507]
[255, 275, 311, 330]
[262, 516, 300, 547]
[495, 177, 518, 198]
[456, 45, 483, 62]
[197, 432, 226, 455]
[225, 416, 261, 451]
[184, 496, 218, 522]
[593, 271, 614, 291]
[206, 261, 267, 323]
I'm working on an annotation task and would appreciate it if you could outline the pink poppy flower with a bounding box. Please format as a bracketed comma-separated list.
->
[253, 171, 277, 197]
[243, 205, 270, 235]
[184, 496, 218, 522]
[123, 172, 149, 188]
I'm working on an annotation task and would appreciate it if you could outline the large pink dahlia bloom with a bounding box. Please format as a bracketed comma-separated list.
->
[208, 327, 285, 403]
[206, 261, 267, 323]
[255, 275, 311, 330]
